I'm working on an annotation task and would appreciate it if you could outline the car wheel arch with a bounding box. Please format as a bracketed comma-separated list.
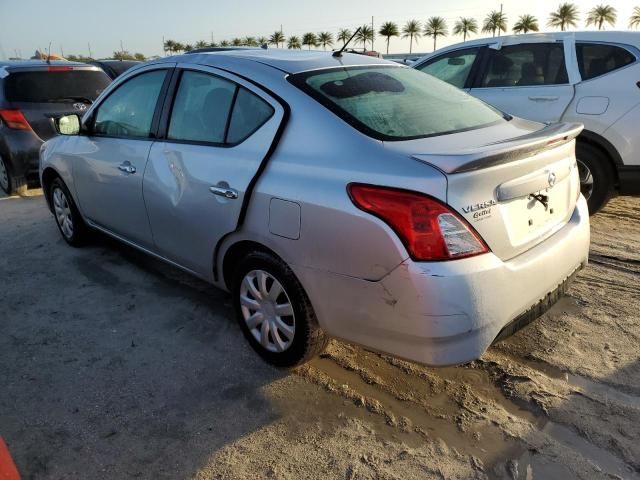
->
[41, 167, 62, 212]
[576, 130, 622, 186]
[221, 239, 288, 291]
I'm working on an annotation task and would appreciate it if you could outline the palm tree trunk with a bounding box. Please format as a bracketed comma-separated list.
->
[464, 31, 467, 42]
[433, 36, 436, 51]
[409, 35, 413, 54]
[386, 37, 390, 55]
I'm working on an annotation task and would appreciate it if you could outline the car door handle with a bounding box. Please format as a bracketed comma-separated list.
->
[118, 162, 136, 174]
[528, 96, 559, 102]
[209, 185, 238, 199]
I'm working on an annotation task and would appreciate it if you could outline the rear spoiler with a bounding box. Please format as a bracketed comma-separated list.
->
[412, 122, 583, 174]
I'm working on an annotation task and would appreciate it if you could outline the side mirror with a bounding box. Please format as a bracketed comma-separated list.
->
[55, 114, 81, 135]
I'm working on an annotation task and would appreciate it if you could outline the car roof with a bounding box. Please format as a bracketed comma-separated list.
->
[418, 31, 640, 58]
[163, 49, 394, 74]
[92, 59, 141, 65]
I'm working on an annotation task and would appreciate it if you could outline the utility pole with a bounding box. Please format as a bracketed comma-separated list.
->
[210, 32, 214, 44]
[60, 45, 64, 57]
[88, 42, 92, 58]
[371, 16, 374, 51]
[499, 3, 503, 37]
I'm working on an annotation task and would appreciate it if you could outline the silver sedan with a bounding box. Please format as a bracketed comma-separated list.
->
[40, 50, 590, 367]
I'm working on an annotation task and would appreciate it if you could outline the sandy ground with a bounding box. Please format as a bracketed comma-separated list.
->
[0, 190, 638, 480]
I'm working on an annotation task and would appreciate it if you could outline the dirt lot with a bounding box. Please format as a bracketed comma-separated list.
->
[1, 190, 639, 480]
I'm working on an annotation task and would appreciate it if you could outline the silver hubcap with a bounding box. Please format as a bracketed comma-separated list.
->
[240, 270, 295, 353]
[53, 187, 74, 239]
[577, 159, 594, 200]
[0, 158, 8, 191]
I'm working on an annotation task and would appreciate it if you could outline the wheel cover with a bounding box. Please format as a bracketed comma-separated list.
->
[0, 157, 9, 191]
[52, 187, 74, 238]
[577, 159, 594, 201]
[239, 269, 296, 353]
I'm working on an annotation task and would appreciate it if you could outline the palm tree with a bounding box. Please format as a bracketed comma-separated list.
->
[269, 31, 285, 48]
[163, 39, 177, 55]
[288, 36, 301, 49]
[402, 20, 422, 55]
[548, 3, 579, 31]
[453, 17, 478, 42]
[220, 40, 230, 47]
[513, 14, 540, 33]
[630, 6, 640, 28]
[337, 28, 352, 47]
[257, 36, 268, 46]
[183, 44, 194, 52]
[379, 22, 399, 55]
[317, 32, 334, 50]
[195, 40, 208, 49]
[208, 41, 219, 48]
[302, 32, 318, 50]
[482, 10, 508, 37]
[355, 25, 374, 50]
[174, 42, 185, 53]
[586, 5, 617, 30]
[244, 36, 258, 46]
[424, 17, 448, 51]
[231, 38, 243, 46]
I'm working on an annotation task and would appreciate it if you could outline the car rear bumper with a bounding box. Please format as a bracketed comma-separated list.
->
[618, 165, 640, 195]
[294, 195, 590, 366]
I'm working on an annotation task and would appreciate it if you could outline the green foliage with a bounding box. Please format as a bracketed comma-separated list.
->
[453, 17, 478, 42]
[355, 25, 374, 49]
[402, 20, 421, 54]
[424, 16, 447, 51]
[379, 22, 399, 54]
[317, 32, 334, 50]
[302, 32, 318, 49]
[586, 4, 617, 30]
[513, 14, 539, 34]
[288, 36, 301, 49]
[482, 11, 508, 37]
[337, 28, 352, 46]
[548, 3, 580, 31]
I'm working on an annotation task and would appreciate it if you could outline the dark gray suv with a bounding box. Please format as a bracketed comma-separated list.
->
[0, 61, 110, 194]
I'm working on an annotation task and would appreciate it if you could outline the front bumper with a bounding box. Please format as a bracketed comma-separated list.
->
[295, 195, 590, 366]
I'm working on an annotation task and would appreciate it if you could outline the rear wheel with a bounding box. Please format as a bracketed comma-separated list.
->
[576, 142, 614, 215]
[49, 177, 89, 246]
[232, 251, 328, 367]
[0, 156, 27, 196]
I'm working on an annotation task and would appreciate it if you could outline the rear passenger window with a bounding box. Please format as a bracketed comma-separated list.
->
[576, 43, 636, 81]
[226, 88, 274, 144]
[168, 71, 236, 144]
[480, 43, 568, 88]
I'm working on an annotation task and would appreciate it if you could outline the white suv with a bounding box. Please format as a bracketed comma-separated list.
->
[414, 31, 640, 213]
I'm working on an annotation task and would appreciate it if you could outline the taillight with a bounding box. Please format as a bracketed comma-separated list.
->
[348, 184, 489, 261]
[0, 109, 31, 130]
[48, 66, 72, 72]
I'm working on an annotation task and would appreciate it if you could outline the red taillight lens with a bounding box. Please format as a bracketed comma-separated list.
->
[48, 66, 72, 72]
[0, 109, 31, 130]
[348, 184, 489, 261]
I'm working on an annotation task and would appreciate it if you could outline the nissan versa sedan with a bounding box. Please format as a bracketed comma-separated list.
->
[40, 50, 590, 367]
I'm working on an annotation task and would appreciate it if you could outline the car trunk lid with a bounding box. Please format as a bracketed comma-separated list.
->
[385, 121, 583, 261]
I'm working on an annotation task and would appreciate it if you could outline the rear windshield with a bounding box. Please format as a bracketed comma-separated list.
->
[4, 70, 111, 103]
[107, 61, 139, 76]
[290, 65, 506, 141]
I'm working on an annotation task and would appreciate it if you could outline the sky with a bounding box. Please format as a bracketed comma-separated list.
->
[0, 0, 637, 59]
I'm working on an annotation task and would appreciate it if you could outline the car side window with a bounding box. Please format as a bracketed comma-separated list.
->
[479, 43, 568, 88]
[93, 70, 166, 138]
[168, 71, 236, 144]
[226, 88, 275, 144]
[576, 43, 636, 81]
[415, 48, 481, 89]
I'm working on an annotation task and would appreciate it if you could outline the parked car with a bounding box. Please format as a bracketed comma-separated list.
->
[88, 59, 141, 79]
[0, 61, 110, 195]
[40, 51, 589, 367]
[413, 31, 640, 213]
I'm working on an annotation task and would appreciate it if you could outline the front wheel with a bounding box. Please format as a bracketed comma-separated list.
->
[49, 177, 89, 246]
[576, 143, 614, 215]
[232, 251, 328, 368]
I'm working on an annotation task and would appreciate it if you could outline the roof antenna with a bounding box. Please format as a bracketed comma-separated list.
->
[46, 42, 52, 64]
[333, 27, 361, 58]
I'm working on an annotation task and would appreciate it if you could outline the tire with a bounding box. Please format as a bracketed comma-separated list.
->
[0, 155, 27, 196]
[232, 251, 328, 368]
[49, 177, 89, 246]
[576, 142, 615, 215]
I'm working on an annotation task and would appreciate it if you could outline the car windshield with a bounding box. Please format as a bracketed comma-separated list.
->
[290, 65, 506, 141]
[4, 70, 111, 103]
